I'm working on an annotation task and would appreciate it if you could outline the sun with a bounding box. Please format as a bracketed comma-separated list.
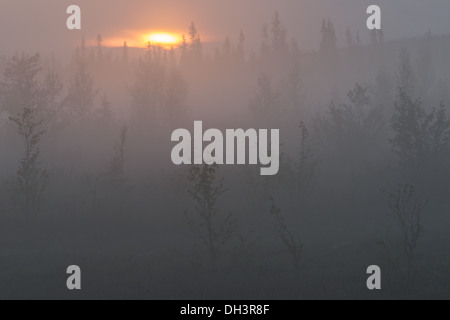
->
[146, 32, 180, 48]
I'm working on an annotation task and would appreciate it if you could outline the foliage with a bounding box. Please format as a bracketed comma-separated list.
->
[390, 89, 450, 179]
[0, 53, 41, 116]
[315, 83, 384, 153]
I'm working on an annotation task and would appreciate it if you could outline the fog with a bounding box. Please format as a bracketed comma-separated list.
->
[1, 0, 450, 299]
[3, 0, 450, 55]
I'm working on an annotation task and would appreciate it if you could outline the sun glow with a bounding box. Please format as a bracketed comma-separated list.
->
[146, 33, 181, 48]
[97, 31, 184, 49]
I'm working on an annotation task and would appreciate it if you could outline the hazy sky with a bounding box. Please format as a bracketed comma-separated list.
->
[1, 0, 450, 56]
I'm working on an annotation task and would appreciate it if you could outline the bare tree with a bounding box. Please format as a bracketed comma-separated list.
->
[270, 199, 303, 280]
[8, 107, 48, 217]
[295, 122, 320, 204]
[387, 184, 428, 282]
[185, 164, 236, 271]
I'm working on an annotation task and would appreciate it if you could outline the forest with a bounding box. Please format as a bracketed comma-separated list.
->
[1, 12, 450, 299]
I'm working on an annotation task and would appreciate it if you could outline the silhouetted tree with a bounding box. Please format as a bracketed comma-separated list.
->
[108, 126, 127, 179]
[320, 18, 337, 58]
[8, 107, 48, 217]
[285, 64, 305, 116]
[96, 94, 115, 125]
[188, 22, 202, 60]
[356, 30, 362, 46]
[387, 184, 428, 282]
[397, 48, 416, 98]
[0, 53, 41, 116]
[270, 199, 303, 280]
[38, 63, 64, 130]
[65, 45, 98, 121]
[346, 27, 353, 48]
[261, 23, 270, 58]
[130, 50, 166, 123]
[416, 31, 434, 101]
[370, 29, 378, 46]
[185, 164, 236, 271]
[390, 89, 450, 180]
[249, 74, 281, 123]
[315, 83, 384, 154]
[165, 67, 188, 122]
[271, 12, 288, 56]
[295, 122, 320, 203]
[122, 41, 129, 65]
[222, 37, 231, 64]
[96, 34, 103, 60]
[235, 29, 245, 63]
[374, 67, 393, 109]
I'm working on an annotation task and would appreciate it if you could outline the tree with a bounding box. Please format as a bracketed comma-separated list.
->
[270, 199, 303, 280]
[96, 94, 115, 125]
[249, 74, 281, 123]
[314, 83, 384, 154]
[0, 53, 41, 116]
[416, 31, 434, 100]
[96, 34, 103, 60]
[261, 23, 270, 57]
[107, 126, 127, 179]
[390, 89, 450, 180]
[370, 29, 378, 46]
[386, 184, 428, 282]
[295, 122, 320, 203]
[65, 47, 97, 121]
[185, 164, 236, 271]
[8, 107, 48, 217]
[320, 18, 337, 58]
[346, 27, 353, 48]
[130, 49, 167, 124]
[222, 37, 231, 63]
[285, 64, 305, 116]
[165, 68, 188, 122]
[374, 68, 393, 109]
[188, 22, 202, 57]
[38, 63, 64, 131]
[378, 29, 384, 44]
[180, 34, 188, 63]
[122, 41, 129, 64]
[397, 48, 415, 98]
[356, 30, 362, 47]
[271, 12, 287, 55]
[235, 29, 245, 63]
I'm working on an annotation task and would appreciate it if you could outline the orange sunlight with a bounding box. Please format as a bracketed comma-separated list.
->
[100, 31, 183, 49]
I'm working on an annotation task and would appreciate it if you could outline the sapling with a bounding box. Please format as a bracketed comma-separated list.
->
[185, 164, 236, 271]
[270, 198, 303, 280]
[386, 184, 428, 282]
[9, 107, 48, 217]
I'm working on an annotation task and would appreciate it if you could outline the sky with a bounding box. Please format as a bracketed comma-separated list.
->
[1, 0, 450, 56]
